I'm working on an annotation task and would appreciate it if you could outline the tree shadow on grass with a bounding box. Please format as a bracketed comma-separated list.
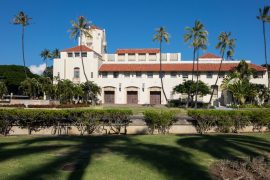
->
[1, 135, 211, 180]
[177, 134, 270, 161]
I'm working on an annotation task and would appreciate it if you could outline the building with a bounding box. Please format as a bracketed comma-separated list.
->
[53, 26, 267, 105]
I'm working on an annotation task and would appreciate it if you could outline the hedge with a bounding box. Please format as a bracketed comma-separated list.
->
[0, 109, 132, 136]
[188, 109, 270, 134]
[143, 110, 177, 134]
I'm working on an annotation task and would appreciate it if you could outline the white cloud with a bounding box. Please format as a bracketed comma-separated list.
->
[29, 63, 46, 75]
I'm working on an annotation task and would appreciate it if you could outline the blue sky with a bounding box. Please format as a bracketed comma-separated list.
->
[0, 0, 269, 68]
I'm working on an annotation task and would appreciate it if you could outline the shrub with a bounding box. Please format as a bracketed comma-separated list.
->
[102, 109, 132, 134]
[27, 104, 90, 108]
[0, 109, 132, 136]
[210, 156, 270, 180]
[188, 109, 270, 134]
[0, 104, 25, 108]
[143, 110, 177, 134]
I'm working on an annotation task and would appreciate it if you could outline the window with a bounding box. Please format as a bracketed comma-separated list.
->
[57, 72, 60, 78]
[211, 85, 218, 96]
[75, 52, 80, 57]
[124, 72, 130, 78]
[253, 72, 263, 79]
[147, 72, 153, 78]
[136, 72, 142, 78]
[219, 72, 225, 78]
[128, 53, 135, 61]
[118, 54, 125, 61]
[102, 72, 107, 78]
[149, 53, 157, 61]
[171, 72, 177, 78]
[91, 72, 93, 78]
[68, 53, 73, 57]
[74, 68, 80, 78]
[182, 73, 188, 79]
[206, 72, 213, 78]
[113, 72, 119, 78]
[159, 72, 165, 78]
[138, 53, 146, 61]
[81, 52, 87, 57]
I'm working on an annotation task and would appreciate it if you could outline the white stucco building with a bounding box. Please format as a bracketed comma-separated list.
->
[53, 25, 267, 105]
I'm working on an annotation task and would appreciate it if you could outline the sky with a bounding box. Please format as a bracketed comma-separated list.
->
[0, 0, 270, 72]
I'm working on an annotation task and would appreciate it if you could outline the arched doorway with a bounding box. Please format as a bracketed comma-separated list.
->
[126, 86, 139, 104]
[103, 86, 115, 104]
[149, 87, 161, 104]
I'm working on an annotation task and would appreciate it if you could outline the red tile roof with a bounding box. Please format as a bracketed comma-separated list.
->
[200, 53, 221, 59]
[91, 25, 102, 30]
[116, 48, 160, 54]
[99, 63, 266, 72]
[61, 45, 93, 52]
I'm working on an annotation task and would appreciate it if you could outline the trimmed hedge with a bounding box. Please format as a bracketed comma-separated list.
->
[0, 109, 132, 136]
[188, 109, 270, 134]
[143, 110, 177, 134]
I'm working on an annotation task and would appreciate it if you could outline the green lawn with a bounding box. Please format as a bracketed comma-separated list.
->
[89, 105, 187, 115]
[0, 133, 269, 180]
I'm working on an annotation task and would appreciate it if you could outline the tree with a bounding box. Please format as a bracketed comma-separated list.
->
[257, 6, 270, 94]
[12, 11, 32, 78]
[40, 49, 51, 71]
[173, 80, 210, 106]
[51, 48, 60, 59]
[81, 81, 101, 104]
[19, 78, 42, 99]
[0, 82, 8, 99]
[0, 65, 37, 94]
[69, 16, 92, 83]
[208, 32, 236, 108]
[153, 27, 170, 103]
[184, 20, 208, 108]
[43, 66, 53, 80]
[221, 60, 263, 105]
[39, 76, 54, 100]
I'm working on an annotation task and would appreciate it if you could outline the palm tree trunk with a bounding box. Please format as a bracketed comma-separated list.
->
[195, 51, 200, 109]
[22, 26, 28, 78]
[208, 52, 225, 108]
[79, 33, 91, 103]
[159, 41, 168, 103]
[262, 22, 270, 103]
[186, 48, 196, 108]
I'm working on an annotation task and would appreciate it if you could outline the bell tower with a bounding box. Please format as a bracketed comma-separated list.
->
[79, 25, 107, 55]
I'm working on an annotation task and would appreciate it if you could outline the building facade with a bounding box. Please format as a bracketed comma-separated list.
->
[53, 26, 267, 105]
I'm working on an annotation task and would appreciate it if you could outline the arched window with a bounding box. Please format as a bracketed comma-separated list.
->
[74, 67, 80, 78]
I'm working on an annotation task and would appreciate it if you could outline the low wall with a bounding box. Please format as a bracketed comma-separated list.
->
[8, 116, 269, 135]
[9, 100, 60, 106]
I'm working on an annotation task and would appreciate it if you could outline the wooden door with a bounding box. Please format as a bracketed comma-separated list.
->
[127, 91, 138, 104]
[150, 91, 161, 104]
[104, 91, 115, 104]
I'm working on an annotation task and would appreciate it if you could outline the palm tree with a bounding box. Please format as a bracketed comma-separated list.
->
[69, 16, 92, 83]
[40, 49, 51, 71]
[153, 27, 170, 103]
[12, 11, 32, 78]
[208, 32, 236, 108]
[51, 48, 60, 58]
[184, 20, 208, 108]
[257, 6, 270, 98]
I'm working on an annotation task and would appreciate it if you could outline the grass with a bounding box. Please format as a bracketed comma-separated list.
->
[88, 105, 187, 115]
[0, 133, 269, 180]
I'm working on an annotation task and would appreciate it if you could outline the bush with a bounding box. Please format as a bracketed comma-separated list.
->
[0, 104, 25, 108]
[102, 109, 132, 134]
[210, 156, 270, 180]
[0, 109, 132, 136]
[27, 104, 90, 108]
[188, 109, 270, 134]
[143, 110, 177, 134]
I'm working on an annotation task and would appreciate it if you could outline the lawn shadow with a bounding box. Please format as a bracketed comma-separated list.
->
[177, 134, 270, 161]
[2, 135, 211, 180]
